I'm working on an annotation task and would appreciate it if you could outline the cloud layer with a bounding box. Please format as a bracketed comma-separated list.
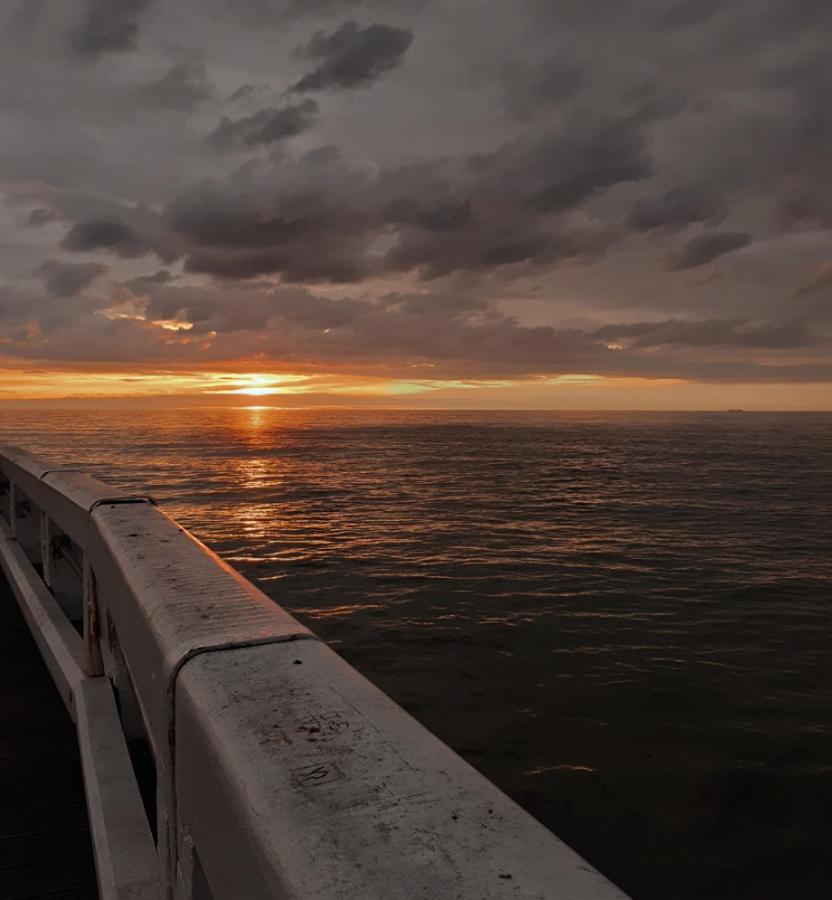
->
[0, 0, 830, 391]
[292, 21, 414, 92]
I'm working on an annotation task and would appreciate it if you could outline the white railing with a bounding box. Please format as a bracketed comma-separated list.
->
[0, 445, 629, 900]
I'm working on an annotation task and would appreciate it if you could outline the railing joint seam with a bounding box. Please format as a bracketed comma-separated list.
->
[38, 467, 84, 480]
[88, 496, 158, 512]
[172, 631, 320, 692]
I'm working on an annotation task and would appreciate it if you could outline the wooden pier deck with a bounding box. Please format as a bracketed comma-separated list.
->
[0, 572, 98, 900]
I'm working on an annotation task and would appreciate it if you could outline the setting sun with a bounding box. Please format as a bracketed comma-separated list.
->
[215, 373, 311, 396]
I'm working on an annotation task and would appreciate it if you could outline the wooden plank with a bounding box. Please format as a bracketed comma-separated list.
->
[0, 802, 91, 841]
[0, 729, 79, 770]
[5, 890, 98, 900]
[0, 860, 98, 898]
[0, 573, 100, 899]
[0, 823, 95, 870]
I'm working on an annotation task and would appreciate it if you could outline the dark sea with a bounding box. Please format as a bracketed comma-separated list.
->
[2, 408, 831, 899]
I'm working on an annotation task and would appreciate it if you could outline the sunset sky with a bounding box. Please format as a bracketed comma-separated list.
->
[1, 0, 830, 408]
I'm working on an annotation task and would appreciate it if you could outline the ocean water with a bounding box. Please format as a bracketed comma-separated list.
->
[2, 408, 831, 899]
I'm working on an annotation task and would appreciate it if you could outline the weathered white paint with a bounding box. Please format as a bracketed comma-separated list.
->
[88, 500, 315, 891]
[76, 677, 161, 900]
[177, 639, 630, 900]
[0, 445, 632, 900]
[89, 500, 313, 759]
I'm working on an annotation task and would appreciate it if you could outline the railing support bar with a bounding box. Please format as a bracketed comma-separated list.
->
[76, 677, 160, 900]
[84, 556, 105, 677]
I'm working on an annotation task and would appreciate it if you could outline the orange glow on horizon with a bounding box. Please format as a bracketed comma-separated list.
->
[0, 358, 831, 410]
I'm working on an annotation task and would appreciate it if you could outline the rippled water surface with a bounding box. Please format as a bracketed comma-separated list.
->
[3, 408, 831, 899]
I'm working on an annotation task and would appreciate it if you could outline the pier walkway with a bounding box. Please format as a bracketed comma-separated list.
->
[0, 444, 629, 900]
[0, 571, 98, 899]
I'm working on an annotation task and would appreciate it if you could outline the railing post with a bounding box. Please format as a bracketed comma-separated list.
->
[40, 511, 55, 588]
[83, 557, 104, 677]
[9, 482, 18, 539]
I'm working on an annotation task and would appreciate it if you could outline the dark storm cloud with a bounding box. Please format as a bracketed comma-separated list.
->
[61, 220, 149, 258]
[379, 291, 488, 317]
[792, 265, 832, 323]
[70, 0, 153, 56]
[630, 187, 725, 232]
[35, 258, 108, 297]
[202, 0, 429, 26]
[208, 100, 319, 149]
[765, 54, 832, 229]
[525, 0, 831, 34]
[158, 106, 652, 283]
[502, 57, 586, 118]
[727, 0, 832, 41]
[125, 269, 176, 289]
[5, 0, 47, 37]
[518, 0, 832, 237]
[655, 0, 723, 29]
[28, 208, 64, 228]
[224, 0, 358, 19]
[167, 148, 374, 281]
[667, 232, 752, 271]
[0, 282, 106, 337]
[796, 266, 832, 298]
[138, 63, 212, 110]
[292, 21, 414, 92]
[529, 117, 652, 213]
[594, 319, 813, 350]
[379, 113, 650, 277]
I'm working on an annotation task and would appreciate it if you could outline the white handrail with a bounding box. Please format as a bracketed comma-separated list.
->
[0, 445, 629, 900]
